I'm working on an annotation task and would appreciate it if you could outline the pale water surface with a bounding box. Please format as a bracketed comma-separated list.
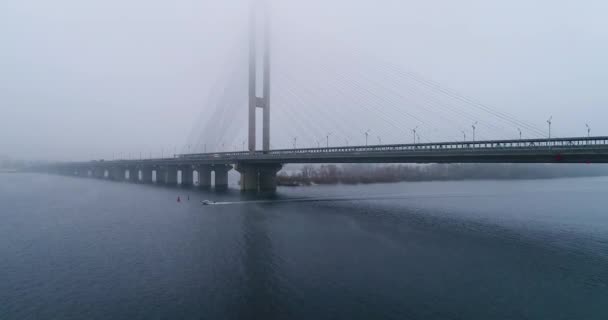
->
[1, 173, 607, 319]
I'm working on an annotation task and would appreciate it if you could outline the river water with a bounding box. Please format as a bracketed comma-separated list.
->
[1, 173, 607, 319]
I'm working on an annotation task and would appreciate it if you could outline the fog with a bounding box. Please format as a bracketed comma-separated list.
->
[1, 0, 607, 161]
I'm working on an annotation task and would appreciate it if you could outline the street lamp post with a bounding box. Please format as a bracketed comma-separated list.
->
[326, 132, 332, 148]
[586, 123, 591, 137]
[518, 128, 522, 140]
[461, 130, 466, 142]
[293, 137, 297, 149]
[472, 121, 478, 142]
[364, 129, 370, 146]
[547, 116, 553, 139]
[412, 126, 418, 144]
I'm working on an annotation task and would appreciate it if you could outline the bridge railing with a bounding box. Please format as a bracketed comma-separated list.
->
[177, 136, 608, 160]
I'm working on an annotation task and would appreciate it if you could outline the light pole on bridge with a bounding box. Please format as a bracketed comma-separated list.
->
[586, 123, 591, 137]
[377, 136, 382, 145]
[326, 132, 332, 148]
[547, 116, 553, 139]
[364, 129, 371, 146]
[293, 137, 297, 149]
[518, 128, 522, 140]
[412, 126, 418, 144]
[461, 130, 466, 142]
[472, 122, 478, 142]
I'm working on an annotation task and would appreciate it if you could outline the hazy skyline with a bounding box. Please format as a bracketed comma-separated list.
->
[2, 0, 607, 160]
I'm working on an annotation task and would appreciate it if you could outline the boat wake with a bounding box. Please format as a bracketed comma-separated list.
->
[211, 192, 502, 206]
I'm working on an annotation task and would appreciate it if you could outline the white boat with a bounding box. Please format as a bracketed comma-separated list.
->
[201, 200, 214, 205]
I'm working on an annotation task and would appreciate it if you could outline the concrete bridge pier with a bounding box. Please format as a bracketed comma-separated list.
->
[259, 165, 283, 192]
[63, 167, 74, 176]
[180, 166, 193, 187]
[155, 167, 166, 184]
[141, 167, 153, 184]
[235, 164, 283, 192]
[214, 165, 232, 191]
[236, 165, 259, 191]
[166, 166, 178, 185]
[109, 167, 125, 181]
[93, 167, 105, 179]
[196, 165, 212, 189]
[129, 167, 139, 183]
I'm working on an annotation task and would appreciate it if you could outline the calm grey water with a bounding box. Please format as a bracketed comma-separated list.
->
[1, 173, 607, 319]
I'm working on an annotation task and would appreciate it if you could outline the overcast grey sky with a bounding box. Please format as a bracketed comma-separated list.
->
[1, 0, 607, 160]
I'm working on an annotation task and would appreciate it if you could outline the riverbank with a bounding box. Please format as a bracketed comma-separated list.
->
[277, 163, 608, 186]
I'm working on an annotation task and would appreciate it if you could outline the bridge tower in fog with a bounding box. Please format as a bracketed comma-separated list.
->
[248, 0, 271, 152]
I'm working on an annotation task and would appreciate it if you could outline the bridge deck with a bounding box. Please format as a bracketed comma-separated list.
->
[57, 136, 608, 168]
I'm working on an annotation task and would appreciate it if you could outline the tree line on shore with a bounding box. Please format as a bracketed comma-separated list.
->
[277, 163, 608, 186]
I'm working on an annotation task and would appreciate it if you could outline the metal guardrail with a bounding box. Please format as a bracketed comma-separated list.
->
[177, 136, 608, 160]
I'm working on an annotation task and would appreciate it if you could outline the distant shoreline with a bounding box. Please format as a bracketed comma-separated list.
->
[277, 163, 608, 187]
[277, 175, 608, 187]
[0, 169, 19, 173]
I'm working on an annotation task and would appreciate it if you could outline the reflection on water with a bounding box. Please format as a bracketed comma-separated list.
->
[237, 206, 284, 319]
[1, 174, 608, 319]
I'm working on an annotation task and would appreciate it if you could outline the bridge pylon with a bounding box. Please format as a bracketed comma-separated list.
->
[248, 0, 271, 153]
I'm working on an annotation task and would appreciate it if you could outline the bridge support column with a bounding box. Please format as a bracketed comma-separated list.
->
[154, 167, 166, 184]
[236, 165, 259, 192]
[235, 163, 282, 192]
[128, 167, 139, 182]
[141, 167, 153, 184]
[180, 167, 193, 187]
[166, 166, 178, 185]
[197, 165, 212, 189]
[259, 165, 282, 192]
[214, 165, 232, 191]
[93, 167, 104, 179]
[110, 167, 125, 181]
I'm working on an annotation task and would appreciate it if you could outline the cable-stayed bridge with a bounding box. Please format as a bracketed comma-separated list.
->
[37, 1, 608, 192]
